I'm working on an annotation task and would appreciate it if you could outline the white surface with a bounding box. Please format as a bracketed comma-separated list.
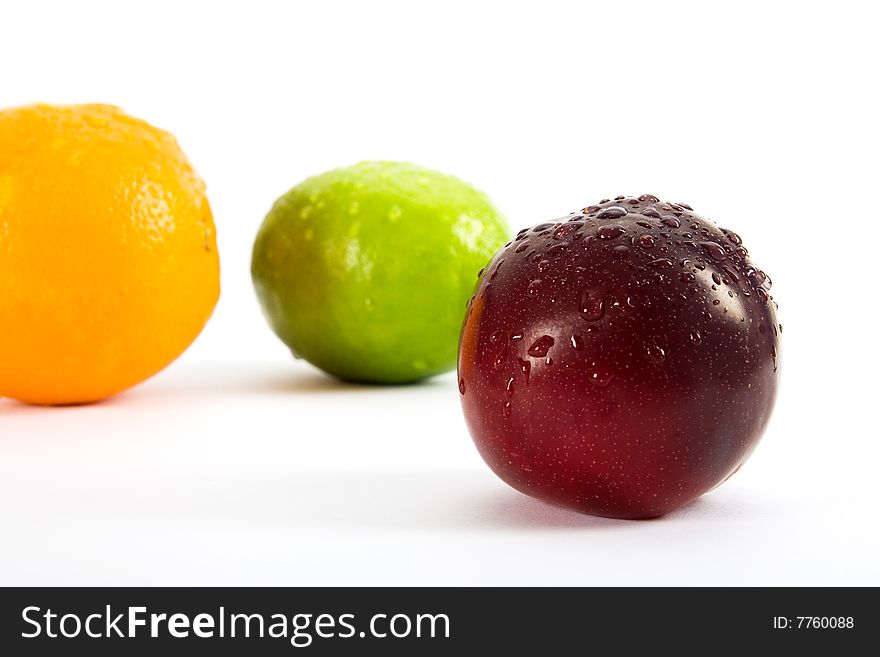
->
[1, 0, 879, 585]
[1, 360, 878, 587]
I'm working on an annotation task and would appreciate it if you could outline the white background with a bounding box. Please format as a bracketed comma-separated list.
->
[1, 0, 878, 585]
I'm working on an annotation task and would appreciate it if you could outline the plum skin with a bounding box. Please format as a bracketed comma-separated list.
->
[458, 196, 780, 519]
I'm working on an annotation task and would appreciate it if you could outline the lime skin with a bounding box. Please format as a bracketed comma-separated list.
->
[252, 161, 510, 383]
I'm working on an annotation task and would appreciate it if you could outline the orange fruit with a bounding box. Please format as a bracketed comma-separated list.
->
[0, 104, 220, 405]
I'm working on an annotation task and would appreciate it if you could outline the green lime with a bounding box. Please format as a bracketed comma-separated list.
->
[251, 161, 510, 383]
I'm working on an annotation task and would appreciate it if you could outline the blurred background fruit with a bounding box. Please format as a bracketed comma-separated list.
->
[0, 103, 220, 405]
[252, 160, 509, 383]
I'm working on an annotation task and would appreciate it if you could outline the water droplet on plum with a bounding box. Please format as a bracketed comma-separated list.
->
[597, 206, 627, 220]
[638, 234, 656, 249]
[528, 335, 555, 358]
[722, 228, 742, 245]
[517, 357, 531, 385]
[597, 224, 625, 240]
[700, 241, 727, 261]
[589, 362, 614, 387]
[646, 344, 666, 364]
[580, 288, 606, 320]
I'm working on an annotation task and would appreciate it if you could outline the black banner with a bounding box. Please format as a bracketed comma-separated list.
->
[0, 587, 872, 654]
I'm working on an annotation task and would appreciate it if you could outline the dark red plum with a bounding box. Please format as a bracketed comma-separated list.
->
[458, 196, 780, 519]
